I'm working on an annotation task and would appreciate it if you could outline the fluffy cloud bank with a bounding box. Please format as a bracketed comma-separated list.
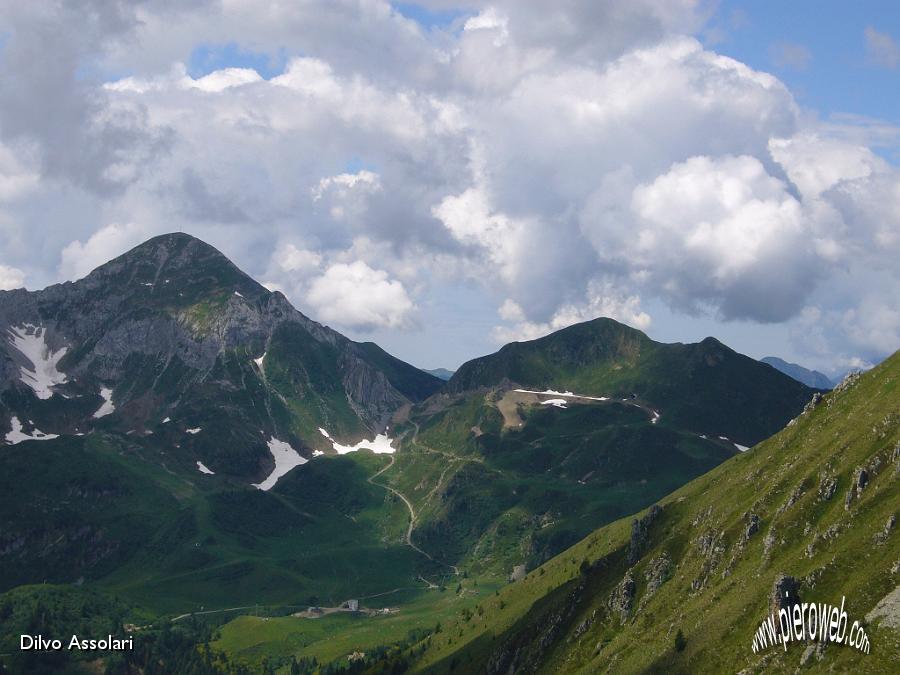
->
[0, 1, 896, 369]
[0, 264, 25, 291]
[306, 261, 415, 330]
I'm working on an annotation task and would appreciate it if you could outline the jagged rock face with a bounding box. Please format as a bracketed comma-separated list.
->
[338, 351, 408, 424]
[745, 513, 761, 539]
[771, 574, 801, 615]
[0, 233, 441, 481]
[627, 504, 662, 565]
[485, 580, 589, 675]
[608, 571, 637, 622]
[643, 552, 672, 596]
[818, 475, 838, 501]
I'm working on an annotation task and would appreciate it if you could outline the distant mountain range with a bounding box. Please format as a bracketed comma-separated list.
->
[0, 234, 843, 674]
[760, 355, 833, 389]
[422, 367, 455, 381]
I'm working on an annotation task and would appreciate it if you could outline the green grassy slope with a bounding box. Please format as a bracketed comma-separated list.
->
[406, 351, 900, 674]
[400, 397, 737, 577]
[211, 581, 498, 673]
[0, 431, 430, 616]
[0, 434, 183, 590]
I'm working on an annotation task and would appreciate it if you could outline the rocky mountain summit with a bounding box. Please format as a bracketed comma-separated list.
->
[0, 233, 440, 483]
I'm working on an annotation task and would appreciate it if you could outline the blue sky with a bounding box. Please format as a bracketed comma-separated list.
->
[188, 43, 289, 80]
[708, 1, 900, 158]
[394, 2, 468, 29]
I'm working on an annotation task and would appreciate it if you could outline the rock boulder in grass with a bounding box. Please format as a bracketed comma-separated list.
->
[608, 570, 636, 623]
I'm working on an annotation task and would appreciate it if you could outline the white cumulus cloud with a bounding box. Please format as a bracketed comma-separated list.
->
[0, 264, 25, 290]
[493, 281, 651, 343]
[274, 244, 323, 275]
[582, 154, 822, 322]
[59, 223, 151, 281]
[306, 261, 415, 330]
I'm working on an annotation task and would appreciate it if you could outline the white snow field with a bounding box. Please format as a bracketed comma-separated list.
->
[186, 427, 202, 434]
[252, 437, 308, 490]
[318, 427, 397, 454]
[254, 351, 266, 370]
[515, 387, 663, 424]
[196, 461, 215, 475]
[92, 387, 116, 418]
[514, 388, 610, 402]
[6, 324, 68, 399]
[5, 416, 59, 444]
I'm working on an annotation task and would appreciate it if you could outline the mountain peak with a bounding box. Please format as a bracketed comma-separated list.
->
[80, 232, 266, 299]
[113, 232, 230, 269]
[142, 231, 205, 247]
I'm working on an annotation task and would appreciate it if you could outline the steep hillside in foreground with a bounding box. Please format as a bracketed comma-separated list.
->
[447, 318, 816, 446]
[405, 352, 899, 674]
[0, 233, 441, 485]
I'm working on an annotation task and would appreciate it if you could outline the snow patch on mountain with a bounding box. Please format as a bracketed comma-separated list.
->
[717, 435, 749, 452]
[186, 427, 202, 434]
[6, 324, 68, 399]
[92, 387, 115, 418]
[252, 437, 308, 490]
[540, 398, 568, 408]
[318, 427, 397, 455]
[5, 416, 58, 444]
[514, 388, 609, 402]
[196, 461, 215, 475]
